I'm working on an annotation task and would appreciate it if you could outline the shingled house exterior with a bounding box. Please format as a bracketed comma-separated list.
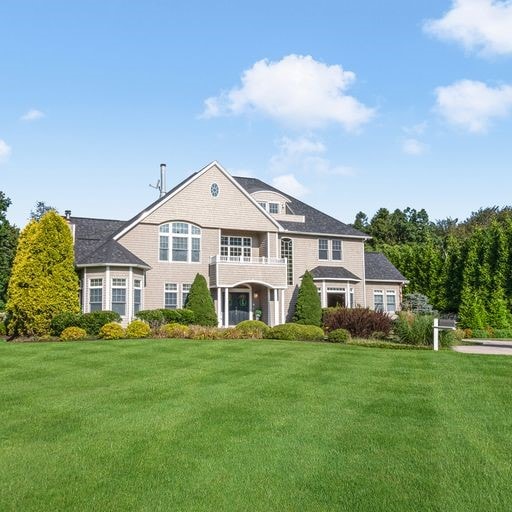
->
[69, 161, 406, 326]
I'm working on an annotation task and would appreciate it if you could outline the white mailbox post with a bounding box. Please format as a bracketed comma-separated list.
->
[433, 318, 456, 351]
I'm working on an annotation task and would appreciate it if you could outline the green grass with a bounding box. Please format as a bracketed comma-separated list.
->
[1, 339, 511, 511]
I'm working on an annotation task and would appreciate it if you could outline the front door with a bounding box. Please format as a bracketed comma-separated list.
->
[229, 292, 250, 325]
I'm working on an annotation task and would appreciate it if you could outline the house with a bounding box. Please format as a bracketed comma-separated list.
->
[69, 161, 406, 326]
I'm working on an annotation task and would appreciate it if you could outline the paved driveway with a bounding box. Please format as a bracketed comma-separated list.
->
[453, 340, 512, 355]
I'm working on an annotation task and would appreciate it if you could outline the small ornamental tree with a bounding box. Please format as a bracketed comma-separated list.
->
[185, 273, 217, 326]
[293, 270, 322, 326]
[6, 211, 80, 336]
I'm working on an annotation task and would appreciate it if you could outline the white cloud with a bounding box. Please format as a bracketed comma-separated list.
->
[402, 138, 428, 155]
[403, 121, 428, 136]
[269, 136, 353, 177]
[271, 174, 309, 198]
[0, 139, 12, 163]
[202, 54, 374, 131]
[435, 79, 512, 132]
[424, 0, 512, 56]
[20, 109, 45, 121]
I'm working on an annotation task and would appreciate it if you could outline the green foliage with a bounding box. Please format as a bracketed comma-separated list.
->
[81, 311, 121, 336]
[235, 320, 269, 339]
[161, 308, 196, 325]
[135, 309, 164, 328]
[394, 312, 434, 346]
[125, 320, 151, 339]
[401, 293, 435, 314]
[0, 192, 19, 310]
[30, 200, 56, 221]
[160, 323, 190, 339]
[185, 274, 217, 326]
[471, 328, 512, 339]
[0, 321, 5, 336]
[292, 270, 322, 326]
[322, 307, 393, 338]
[60, 326, 87, 341]
[346, 339, 432, 350]
[327, 328, 351, 343]
[266, 323, 325, 342]
[6, 211, 79, 336]
[99, 322, 125, 340]
[50, 311, 83, 336]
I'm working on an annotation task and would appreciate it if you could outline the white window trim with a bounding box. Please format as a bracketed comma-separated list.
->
[133, 278, 142, 315]
[159, 222, 201, 263]
[164, 282, 178, 309]
[318, 239, 343, 261]
[89, 278, 103, 313]
[220, 235, 252, 261]
[111, 278, 127, 317]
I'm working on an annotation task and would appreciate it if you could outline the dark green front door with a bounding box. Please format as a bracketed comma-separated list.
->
[229, 292, 250, 325]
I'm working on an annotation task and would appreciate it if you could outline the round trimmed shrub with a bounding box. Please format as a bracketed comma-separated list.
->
[125, 319, 151, 339]
[266, 323, 325, 342]
[60, 326, 87, 341]
[99, 322, 125, 340]
[236, 320, 269, 339]
[327, 328, 351, 343]
[160, 323, 190, 339]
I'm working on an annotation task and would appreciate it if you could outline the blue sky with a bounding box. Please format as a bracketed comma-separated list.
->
[1, 0, 512, 227]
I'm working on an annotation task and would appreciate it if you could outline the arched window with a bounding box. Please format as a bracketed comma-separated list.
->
[159, 222, 201, 263]
[280, 238, 293, 285]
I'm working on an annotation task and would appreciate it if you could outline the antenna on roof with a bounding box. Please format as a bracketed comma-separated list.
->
[149, 163, 167, 198]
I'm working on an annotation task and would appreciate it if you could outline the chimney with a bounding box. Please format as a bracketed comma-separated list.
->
[64, 210, 71, 220]
[159, 163, 167, 198]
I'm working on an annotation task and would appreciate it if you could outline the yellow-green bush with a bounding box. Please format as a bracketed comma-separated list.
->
[235, 320, 269, 339]
[60, 326, 87, 341]
[125, 319, 151, 339]
[160, 323, 190, 339]
[266, 323, 325, 341]
[99, 322, 125, 340]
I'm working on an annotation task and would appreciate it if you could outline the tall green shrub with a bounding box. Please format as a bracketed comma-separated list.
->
[0, 192, 19, 310]
[185, 273, 217, 327]
[293, 270, 322, 326]
[6, 211, 79, 336]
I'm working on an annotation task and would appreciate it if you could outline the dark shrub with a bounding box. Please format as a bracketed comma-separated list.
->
[50, 311, 83, 336]
[236, 320, 269, 339]
[266, 323, 325, 342]
[323, 307, 393, 338]
[81, 311, 122, 336]
[0, 321, 6, 336]
[136, 309, 165, 328]
[293, 270, 322, 326]
[327, 328, 351, 343]
[161, 308, 196, 325]
[185, 274, 217, 326]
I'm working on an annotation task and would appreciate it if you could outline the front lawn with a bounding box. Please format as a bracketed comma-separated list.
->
[1, 339, 511, 511]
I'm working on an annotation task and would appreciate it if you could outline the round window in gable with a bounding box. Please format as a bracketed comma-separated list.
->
[210, 183, 219, 197]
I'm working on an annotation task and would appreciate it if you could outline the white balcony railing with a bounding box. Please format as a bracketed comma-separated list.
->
[210, 255, 286, 265]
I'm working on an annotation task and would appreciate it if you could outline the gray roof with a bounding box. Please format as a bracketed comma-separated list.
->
[234, 176, 369, 237]
[70, 217, 149, 268]
[310, 266, 361, 281]
[365, 252, 407, 282]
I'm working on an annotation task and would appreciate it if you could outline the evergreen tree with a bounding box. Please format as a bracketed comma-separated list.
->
[293, 270, 322, 326]
[185, 273, 217, 326]
[0, 192, 19, 309]
[6, 211, 79, 336]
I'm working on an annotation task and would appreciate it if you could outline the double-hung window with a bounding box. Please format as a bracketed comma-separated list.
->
[374, 290, 384, 313]
[89, 278, 103, 312]
[332, 240, 342, 260]
[318, 239, 329, 260]
[268, 202, 280, 214]
[182, 284, 191, 307]
[133, 279, 142, 315]
[159, 222, 201, 263]
[164, 283, 178, 309]
[386, 291, 397, 313]
[111, 278, 127, 316]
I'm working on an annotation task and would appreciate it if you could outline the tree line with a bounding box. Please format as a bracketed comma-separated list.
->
[354, 206, 512, 329]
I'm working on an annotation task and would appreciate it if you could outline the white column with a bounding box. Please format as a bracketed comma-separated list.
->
[224, 288, 229, 327]
[281, 289, 285, 324]
[321, 281, 327, 308]
[274, 289, 279, 326]
[249, 288, 254, 321]
[128, 267, 133, 322]
[433, 318, 439, 351]
[105, 266, 110, 311]
[267, 288, 272, 326]
[82, 268, 87, 313]
[217, 288, 222, 327]
[347, 281, 350, 308]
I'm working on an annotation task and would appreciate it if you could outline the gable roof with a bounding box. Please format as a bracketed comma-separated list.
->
[234, 176, 368, 238]
[70, 217, 149, 268]
[365, 252, 407, 282]
[113, 161, 282, 241]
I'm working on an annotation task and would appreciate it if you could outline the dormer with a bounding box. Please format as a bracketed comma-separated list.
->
[251, 190, 305, 223]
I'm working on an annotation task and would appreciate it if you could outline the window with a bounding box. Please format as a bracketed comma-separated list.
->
[210, 183, 219, 197]
[258, 201, 267, 210]
[159, 222, 201, 263]
[280, 238, 293, 285]
[386, 291, 396, 313]
[268, 202, 280, 214]
[111, 278, 127, 316]
[89, 278, 103, 312]
[332, 240, 342, 260]
[164, 283, 178, 309]
[221, 236, 251, 261]
[373, 290, 384, 313]
[133, 279, 142, 315]
[182, 284, 191, 307]
[318, 239, 328, 260]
